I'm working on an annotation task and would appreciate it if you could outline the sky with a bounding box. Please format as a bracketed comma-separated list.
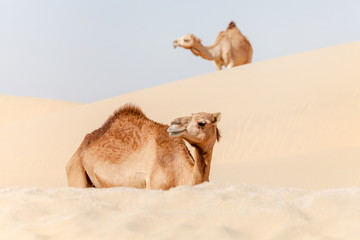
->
[1, 0, 359, 103]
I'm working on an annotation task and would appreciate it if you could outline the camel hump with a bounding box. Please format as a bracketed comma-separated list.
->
[115, 103, 146, 118]
[227, 21, 236, 30]
[82, 104, 146, 148]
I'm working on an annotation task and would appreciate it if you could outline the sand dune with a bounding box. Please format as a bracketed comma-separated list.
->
[0, 42, 360, 239]
[0, 95, 80, 127]
[0, 41, 359, 189]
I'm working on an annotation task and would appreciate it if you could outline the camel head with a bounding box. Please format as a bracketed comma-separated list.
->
[173, 34, 201, 52]
[167, 112, 221, 148]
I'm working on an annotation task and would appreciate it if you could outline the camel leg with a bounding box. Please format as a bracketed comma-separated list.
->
[66, 151, 92, 188]
[226, 62, 234, 69]
[223, 52, 233, 69]
[214, 61, 222, 71]
[145, 176, 152, 190]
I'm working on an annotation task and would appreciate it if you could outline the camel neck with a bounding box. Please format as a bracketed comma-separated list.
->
[192, 146, 213, 185]
[192, 42, 221, 61]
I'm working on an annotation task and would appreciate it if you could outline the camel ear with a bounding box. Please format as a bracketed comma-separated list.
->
[211, 112, 221, 124]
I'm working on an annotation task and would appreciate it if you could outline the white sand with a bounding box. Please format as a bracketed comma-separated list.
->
[0, 42, 359, 239]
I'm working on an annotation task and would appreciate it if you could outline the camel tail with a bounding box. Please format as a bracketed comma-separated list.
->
[246, 48, 253, 64]
[227, 21, 236, 30]
[242, 35, 253, 64]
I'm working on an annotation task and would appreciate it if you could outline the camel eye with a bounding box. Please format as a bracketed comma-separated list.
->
[184, 39, 190, 42]
[198, 122, 206, 127]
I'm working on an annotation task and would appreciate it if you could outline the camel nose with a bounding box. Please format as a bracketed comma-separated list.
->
[173, 40, 178, 48]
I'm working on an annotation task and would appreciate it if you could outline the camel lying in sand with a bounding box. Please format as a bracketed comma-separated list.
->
[173, 21, 253, 70]
[66, 104, 221, 190]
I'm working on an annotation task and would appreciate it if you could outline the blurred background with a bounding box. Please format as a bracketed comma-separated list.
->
[1, 0, 359, 102]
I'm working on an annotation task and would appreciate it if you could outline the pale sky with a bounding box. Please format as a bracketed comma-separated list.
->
[1, 0, 359, 103]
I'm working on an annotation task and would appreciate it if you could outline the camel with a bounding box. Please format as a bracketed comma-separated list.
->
[173, 21, 253, 70]
[66, 104, 221, 190]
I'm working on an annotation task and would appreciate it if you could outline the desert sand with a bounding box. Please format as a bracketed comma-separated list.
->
[0, 42, 359, 239]
[0, 95, 81, 127]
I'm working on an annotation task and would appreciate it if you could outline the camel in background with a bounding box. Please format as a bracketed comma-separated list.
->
[173, 21, 253, 70]
[66, 104, 221, 190]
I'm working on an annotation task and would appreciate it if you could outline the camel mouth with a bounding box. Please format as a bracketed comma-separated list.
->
[167, 127, 185, 137]
[173, 41, 179, 49]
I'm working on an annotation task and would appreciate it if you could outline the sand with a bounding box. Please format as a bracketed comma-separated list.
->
[0, 41, 359, 239]
[1, 184, 360, 239]
[0, 95, 81, 128]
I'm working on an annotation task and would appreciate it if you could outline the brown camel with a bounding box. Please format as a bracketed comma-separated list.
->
[66, 104, 221, 190]
[173, 21, 253, 70]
